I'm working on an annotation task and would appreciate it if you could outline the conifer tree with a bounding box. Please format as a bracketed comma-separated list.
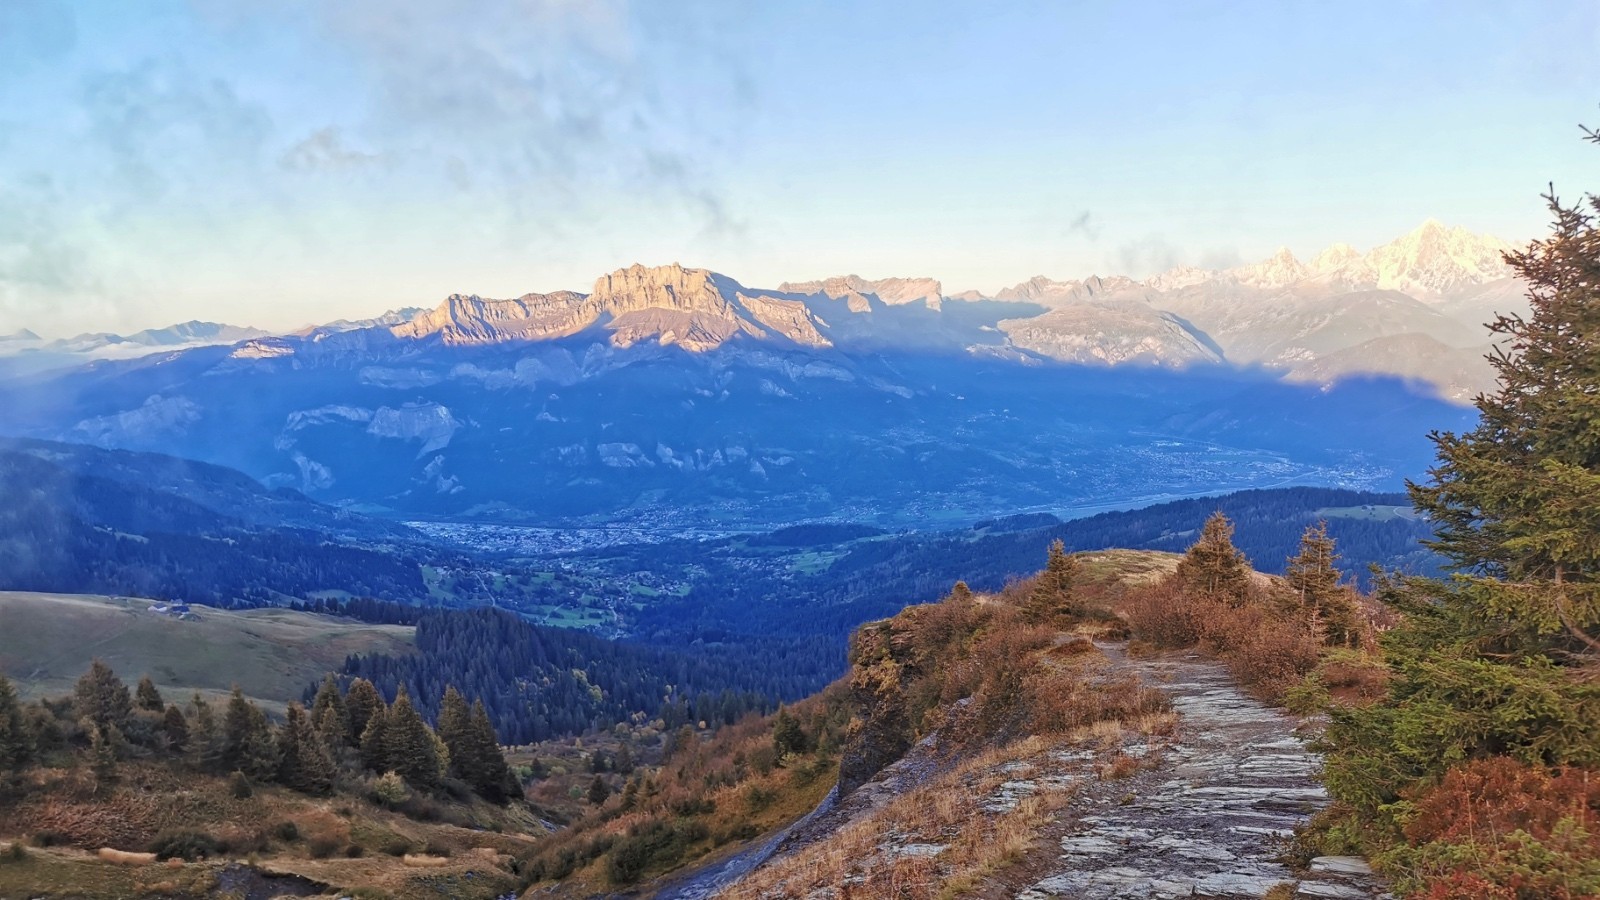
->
[587, 774, 610, 805]
[772, 707, 806, 758]
[73, 660, 132, 730]
[1026, 539, 1082, 622]
[0, 675, 34, 774]
[85, 721, 120, 792]
[310, 675, 349, 746]
[1285, 521, 1361, 646]
[277, 703, 334, 794]
[221, 687, 278, 781]
[161, 703, 189, 753]
[1325, 130, 1600, 824]
[614, 742, 635, 776]
[135, 676, 164, 712]
[437, 686, 472, 778]
[345, 678, 383, 748]
[187, 693, 223, 772]
[385, 686, 440, 789]
[949, 581, 974, 603]
[1175, 512, 1253, 603]
[359, 702, 392, 773]
[467, 700, 516, 802]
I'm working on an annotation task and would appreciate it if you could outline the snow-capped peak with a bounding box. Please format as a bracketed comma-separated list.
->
[1139, 222, 1516, 297]
[1365, 220, 1514, 296]
[1233, 247, 1309, 289]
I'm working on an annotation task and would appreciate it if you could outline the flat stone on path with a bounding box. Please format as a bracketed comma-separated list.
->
[1016, 649, 1388, 900]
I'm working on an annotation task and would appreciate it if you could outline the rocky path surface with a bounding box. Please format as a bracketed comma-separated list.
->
[1014, 647, 1388, 900]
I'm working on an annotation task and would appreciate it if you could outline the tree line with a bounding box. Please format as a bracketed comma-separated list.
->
[0, 659, 516, 806]
[337, 607, 825, 744]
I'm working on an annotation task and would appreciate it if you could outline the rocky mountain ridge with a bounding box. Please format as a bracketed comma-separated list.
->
[1, 222, 1521, 398]
[354, 220, 1520, 398]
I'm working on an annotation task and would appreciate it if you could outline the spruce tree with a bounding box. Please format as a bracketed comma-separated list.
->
[135, 676, 164, 712]
[187, 694, 223, 772]
[86, 722, 118, 791]
[949, 581, 974, 603]
[1324, 134, 1600, 827]
[1285, 521, 1360, 646]
[1175, 512, 1253, 603]
[161, 703, 189, 753]
[0, 675, 34, 774]
[345, 678, 383, 748]
[310, 675, 349, 747]
[73, 660, 132, 730]
[437, 686, 473, 780]
[772, 707, 806, 758]
[1026, 539, 1081, 623]
[587, 774, 610, 805]
[385, 686, 440, 790]
[277, 703, 334, 795]
[221, 687, 278, 781]
[467, 700, 515, 802]
[359, 702, 392, 773]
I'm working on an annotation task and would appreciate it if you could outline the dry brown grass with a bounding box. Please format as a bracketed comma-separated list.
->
[1122, 576, 1332, 702]
[400, 853, 450, 868]
[726, 744, 1070, 899]
[726, 614, 1173, 900]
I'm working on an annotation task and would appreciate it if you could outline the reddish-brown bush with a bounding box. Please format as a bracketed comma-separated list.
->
[1405, 758, 1600, 846]
[1122, 580, 1205, 648]
[1198, 602, 1323, 700]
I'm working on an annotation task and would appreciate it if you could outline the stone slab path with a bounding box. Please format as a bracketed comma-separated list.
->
[1015, 648, 1388, 900]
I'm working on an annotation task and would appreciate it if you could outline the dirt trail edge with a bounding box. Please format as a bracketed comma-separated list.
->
[1011, 645, 1389, 900]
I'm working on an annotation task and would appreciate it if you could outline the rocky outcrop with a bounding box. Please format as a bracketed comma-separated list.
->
[837, 618, 921, 796]
[999, 301, 1222, 366]
[392, 264, 831, 352]
[365, 402, 462, 454]
[390, 290, 595, 345]
[735, 294, 832, 347]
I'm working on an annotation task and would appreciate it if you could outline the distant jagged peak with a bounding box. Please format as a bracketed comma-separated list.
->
[994, 274, 1140, 305]
[1232, 247, 1309, 289]
[1144, 266, 1217, 292]
[304, 307, 429, 335]
[124, 320, 270, 346]
[1310, 242, 1362, 270]
[1140, 221, 1515, 297]
[779, 274, 944, 310]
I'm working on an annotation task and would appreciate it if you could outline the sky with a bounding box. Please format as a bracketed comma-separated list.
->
[1, 0, 1596, 337]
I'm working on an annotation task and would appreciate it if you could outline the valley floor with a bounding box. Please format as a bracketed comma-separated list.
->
[699, 643, 1389, 900]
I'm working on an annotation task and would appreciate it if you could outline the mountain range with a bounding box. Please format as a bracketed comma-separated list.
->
[2, 221, 1519, 397]
[0, 222, 1506, 526]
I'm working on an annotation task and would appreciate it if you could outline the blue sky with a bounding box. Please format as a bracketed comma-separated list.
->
[1, 0, 1596, 336]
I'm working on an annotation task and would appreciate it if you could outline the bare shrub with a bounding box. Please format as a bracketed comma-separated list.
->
[1122, 579, 1205, 648]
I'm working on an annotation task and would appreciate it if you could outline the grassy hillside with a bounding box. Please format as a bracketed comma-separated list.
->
[0, 592, 414, 708]
[0, 762, 546, 900]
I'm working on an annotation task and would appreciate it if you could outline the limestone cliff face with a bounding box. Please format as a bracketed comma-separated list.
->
[392, 264, 831, 352]
[736, 293, 832, 347]
[390, 291, 594, 345]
